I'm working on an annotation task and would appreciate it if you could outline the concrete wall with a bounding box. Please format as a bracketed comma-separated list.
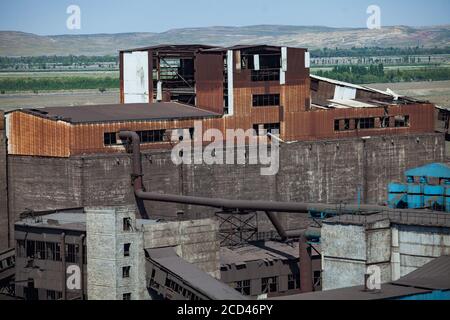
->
[322, 220, 450, 291]
[86, 206, 148, 300]
[395, 224, 450, 277]
[322, 220, 392, 290]
[142, 218, 220, 279]
[4, 133, 445, 248]
[0, 112, 8, 251]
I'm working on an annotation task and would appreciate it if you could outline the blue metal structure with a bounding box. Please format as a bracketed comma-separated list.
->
[388, 163, 450, 212]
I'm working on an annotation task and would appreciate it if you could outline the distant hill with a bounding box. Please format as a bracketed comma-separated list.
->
[1, 25, 449, 56]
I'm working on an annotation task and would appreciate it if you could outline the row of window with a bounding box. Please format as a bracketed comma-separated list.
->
[234, 274, 301, 296]
[253, 123, 280, 136]
[104, 129, 167, 146]
[0, 255, 14, 270]
[233, 272, 320, 296]
[47, 290, 63, 301]
[334, 116, 410, 132]
[16, 240, 85, 264]
[251, 69, 280, 82]
[252, 94, 280, 107]
[165, 277, 202, 300]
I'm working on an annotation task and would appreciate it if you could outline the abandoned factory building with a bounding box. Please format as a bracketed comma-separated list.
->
[5, 44, 435, 158]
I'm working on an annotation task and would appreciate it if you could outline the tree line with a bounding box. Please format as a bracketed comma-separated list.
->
[313, 64, 450, 84]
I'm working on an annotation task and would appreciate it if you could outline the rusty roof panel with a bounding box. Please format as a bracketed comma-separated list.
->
[19, 102, 221, 124]
[393, 255, 450, 290]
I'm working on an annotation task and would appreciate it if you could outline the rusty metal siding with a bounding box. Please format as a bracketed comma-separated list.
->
[7, 112, 70, 157]
[195, 52, 224, 114]
[286, 103, 436, 141]
[285, 48, 309, 84]
[6, 103, 436, 157]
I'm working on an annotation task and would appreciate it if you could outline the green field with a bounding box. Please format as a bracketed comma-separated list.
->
[0, 72, 119, 93]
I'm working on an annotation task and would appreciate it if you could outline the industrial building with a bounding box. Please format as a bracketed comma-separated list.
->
[0, 44, 448, 301]
[271, 255, 450, 300]
[321, 211, 450, 291]
[10, 206, 321, 300]
[4, 45, 435, 157]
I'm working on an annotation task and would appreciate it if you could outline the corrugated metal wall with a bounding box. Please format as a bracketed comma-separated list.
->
[7, 112, 70, 157]
[195, 53, 224, 114]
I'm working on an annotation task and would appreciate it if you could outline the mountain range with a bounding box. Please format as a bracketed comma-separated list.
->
[1, 25, 449, 56]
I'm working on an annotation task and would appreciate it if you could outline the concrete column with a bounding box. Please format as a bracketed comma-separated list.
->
[86, 205, 148, 300]
[391, 227, 401, 281]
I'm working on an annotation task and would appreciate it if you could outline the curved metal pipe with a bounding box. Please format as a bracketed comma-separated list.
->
[119, 131, 437, 239]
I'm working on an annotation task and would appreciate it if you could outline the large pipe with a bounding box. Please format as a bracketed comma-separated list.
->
[120, 131, 399, 213]
[118, 131, 436, 239]
[299, 232, 313, 293]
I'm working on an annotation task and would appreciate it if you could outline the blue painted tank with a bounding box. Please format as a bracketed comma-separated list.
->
[445, 187, 450, 213]
[407, 184, 424, 209]
[388, 183, 407, 208]
[424, 185, 444, 210]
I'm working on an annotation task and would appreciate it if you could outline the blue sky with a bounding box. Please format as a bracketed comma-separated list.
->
[0, 0, 449, 35]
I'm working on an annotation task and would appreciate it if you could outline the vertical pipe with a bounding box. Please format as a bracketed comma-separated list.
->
[61, 233, 66, 300]
[299, 233, 313, 293]
[79, 234, 85, 300]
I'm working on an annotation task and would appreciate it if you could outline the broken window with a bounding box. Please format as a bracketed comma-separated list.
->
[395, 115, 410, 128]
[16, 240, 26, 257]
[235, 280, 251, 296]
[123, 293, 131, 300]
[104, 132, 117, 146]
[136, 129, 166, 143]
[123, 218, 132, 231]
[261, 277, 278, 294]
[253, 123, 280, 136]
[124, 243, 131, 257]
[35, 241, 46, 260]
[122, 266, 131, 278]
[380, 116, 390, 128]
[359, 118, 375, 129]
[344, 119, 351, 130]
[26, 240, 35, 258]
[252, 94, 280, 107]
[313, 271, 322, 288]
[65, 244, 79, 263]
[46, 242, 61, 261]
[288, 274, 301, 290]
[334, 120, 340, 131]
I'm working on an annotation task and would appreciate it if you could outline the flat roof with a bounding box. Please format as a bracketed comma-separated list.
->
[324, 211, 450, 228]
[146, 247, 246, 300]
[220, 241, 320, 266]
[15, 211, 159, 232]
[17, 102, 221, 124]
[121, 44, 216, 53]
[270, 283, 430, 300]
[393, 255, 450, 290]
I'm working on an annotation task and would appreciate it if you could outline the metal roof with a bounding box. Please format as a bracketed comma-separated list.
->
[146, 247, 246, 300]
[405, 163, 450, 179]
[270, 283, 430, 300]
[272, 255, 450, 300]
[18, 102, 221, 124]
[204, 44, 284, 52]
[393, 255, 450, 290]
[15, 211, 158, 232]
[120, 44, 216, 53]
[324, 211, 450, 228]
[220, 241, 320, 266]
